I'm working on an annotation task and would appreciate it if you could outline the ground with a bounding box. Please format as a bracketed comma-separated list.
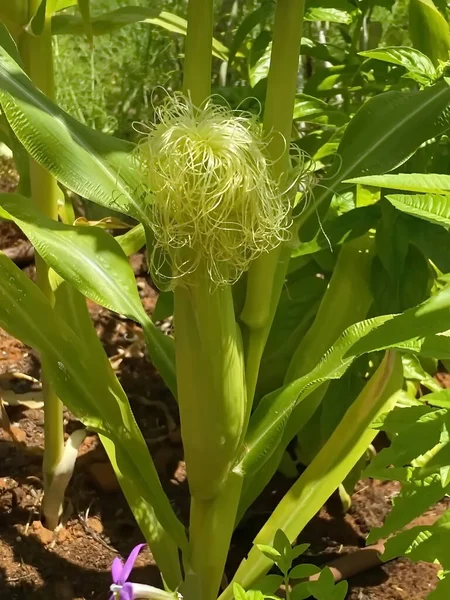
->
[0, 159, 447, 600]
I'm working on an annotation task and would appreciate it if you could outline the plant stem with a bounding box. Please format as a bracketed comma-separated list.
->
[183, 0, 214, 105]
[181, 4, 246, 600]
[240, 0, 306, 404]
[22, 0, 64, 529]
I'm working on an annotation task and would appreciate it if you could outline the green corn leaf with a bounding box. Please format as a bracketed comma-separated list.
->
[116, 223, 146, 256]
[386, 194, 450, 228]
[51, 9, 229, 60]
[238, 285, 450, 508]
[227, 2, 273, 67]
[299, 80, 450, 238]
[0, 25, 146, 223]
[51, 6, 160, 35]
[409, 0, 450, 66]
[0, 193, 176, 398]
[345, 173, 450, 195]
[0, 2, 28, 34]
[77, 0, 93, 43]
[0, 252, 188, 567]
[223, 351, 403, 597]
[55, 0, 77, 10]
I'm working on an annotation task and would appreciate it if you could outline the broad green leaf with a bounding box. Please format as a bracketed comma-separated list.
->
[228, 2, 273, 67]
[153, 290, 174, 323]
[387, 194, 450, 227]
[359, 46, 437, 83]
[294, 205, 379, 256]
[299, 80, 450, 238]
[249, 35, 272, 88]
[372, 203, 430, 315]
[0, 193, 176, 397]
[0, 25, 146, 222]
[305, 0, 356, 24]
[293, 94, 346, 125]
[51, 9, 229, 60]
[27, 0, 48, 36]
[346, 173, 450, 195]
[0, 253, 188, 561]
[289, 564, 321, 579]
[257, 263, 326, 397]
[409, 0, 450, 66]
[422, 388, 450, 408]
[116, 223, 146, 256]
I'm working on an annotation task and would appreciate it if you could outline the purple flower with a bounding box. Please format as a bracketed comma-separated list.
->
[110, 544, 146, 600]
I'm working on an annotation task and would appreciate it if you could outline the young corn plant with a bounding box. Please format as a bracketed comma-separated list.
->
[1, 1, 450, 600]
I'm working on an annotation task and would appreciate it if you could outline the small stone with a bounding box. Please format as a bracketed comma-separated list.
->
[87, 516, 103, 534]
[31, 520, 53, 544]
[9, 425, 26, 443]
[57, 528, 69, 543]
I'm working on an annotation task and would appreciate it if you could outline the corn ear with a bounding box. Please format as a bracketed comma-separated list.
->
[174, 270, 247, 500]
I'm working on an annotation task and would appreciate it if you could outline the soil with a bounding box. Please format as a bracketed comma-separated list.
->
[0, 158, 447, 600]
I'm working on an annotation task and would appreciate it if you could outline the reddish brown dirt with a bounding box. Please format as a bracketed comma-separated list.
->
[0, 159, 447, 599]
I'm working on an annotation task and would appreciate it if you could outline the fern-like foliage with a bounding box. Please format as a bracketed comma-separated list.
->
[365, 401, 450, 598]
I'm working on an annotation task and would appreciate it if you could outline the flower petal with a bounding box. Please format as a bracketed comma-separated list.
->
[120, 544, 146, 583]
[111, 557, 124, 584]
[121, 582, 135, 600]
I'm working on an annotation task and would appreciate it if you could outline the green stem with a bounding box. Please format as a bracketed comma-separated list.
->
[183, 0, 214, 105]
[22, 0, 64, 528]
[189, 473, 243, 600]
[240, 0, 306, 404]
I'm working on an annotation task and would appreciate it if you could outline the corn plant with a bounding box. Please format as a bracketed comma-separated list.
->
[1, 1, 450, 600]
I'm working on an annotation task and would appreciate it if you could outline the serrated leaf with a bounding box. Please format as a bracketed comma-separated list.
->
[359, 46, 437, 82]
[346, 173, 450, 195]
[305, 0, 356, 24]
[387, 194, 450, 228]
